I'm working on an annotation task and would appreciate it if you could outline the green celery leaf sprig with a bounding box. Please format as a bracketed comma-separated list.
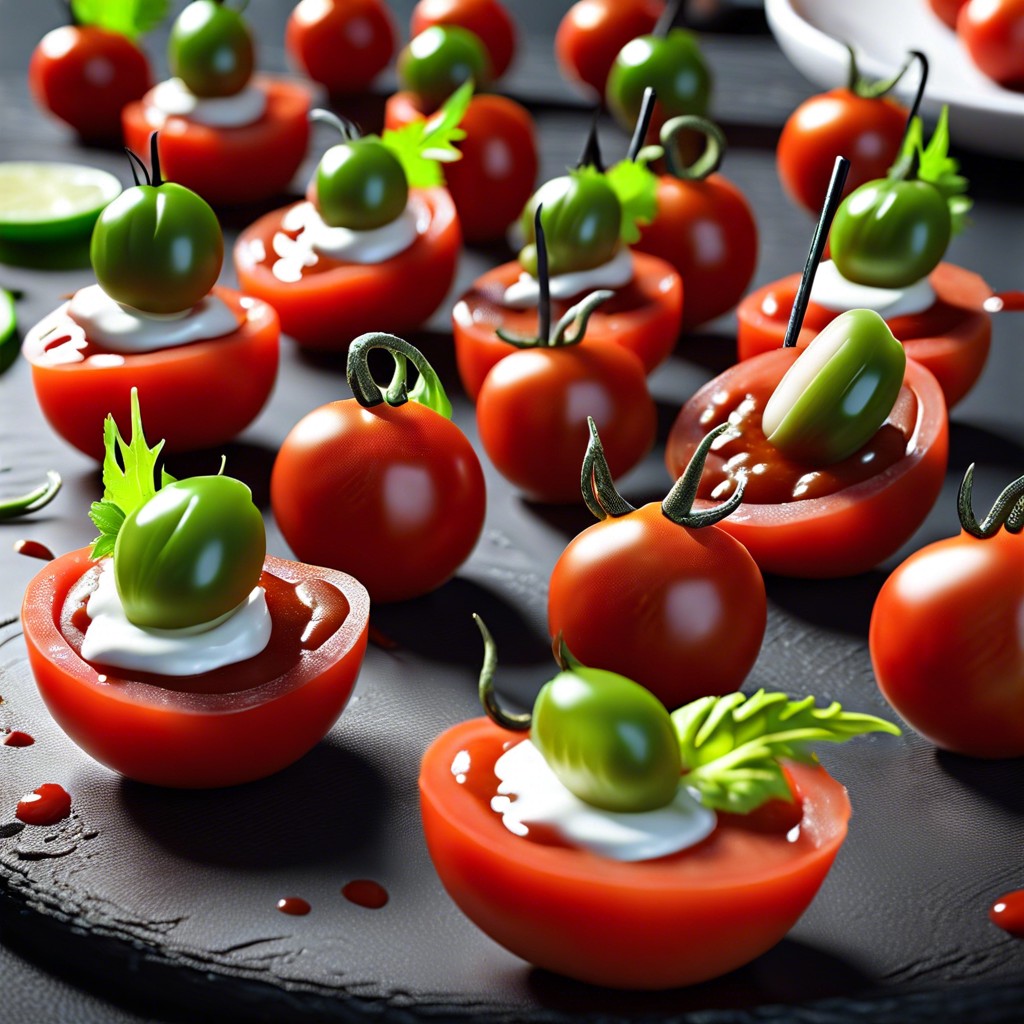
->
[70, 0, 169, 40]
[672, 690, 901, 814]
[605, 156, 660, 244]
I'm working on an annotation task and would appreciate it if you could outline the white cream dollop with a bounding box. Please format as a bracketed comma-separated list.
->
[66, 285, 242, 354]
[146, 77, 267, 128]
[81, 560, 271, 675]
[809, 260, 935, 320]
[502, 247, 634, 309]
[491, 739, 716, 862]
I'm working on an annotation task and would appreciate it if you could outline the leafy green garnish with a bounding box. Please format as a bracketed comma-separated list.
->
[88, 389, 175, 558]
[671, 690, 900, 814]
[381, 80, 472, 189]
[605, 157, 659, 244]
[70, 0, 169, 40]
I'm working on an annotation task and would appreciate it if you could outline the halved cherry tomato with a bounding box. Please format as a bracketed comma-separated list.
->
[384, 91, 537, 244]
[735, 263, 992, 409]
[286, 0, 396, 94]
[555, 0, 663, 100]
[23, 286, 279, 460]
[22, 549, 369, 788]
[958, 0, 1024, 89]
[930, 0, 967, 27]
[665, 348, 949, 577]
[122, 76, 311, 206]
[451, 252, 682, 399]
[411, 0, 516, 80]
[420, 718, 850, 989]
[234, 188, 460, 350]
[29, 25, 152, 144]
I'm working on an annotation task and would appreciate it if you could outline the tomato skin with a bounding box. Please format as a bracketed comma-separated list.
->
[29, 25, 151, 144]
[384, 91, 537, 244]
[776, 89, 907, 216]
[930, 0, 967, 26]
[21, 550, 370, 789]
[634, 173, 758, 330]
[870, 529, 1024, 758]
[271, 398, 486, 603]
[735, 263, 993, 409]
[234, 188, 461, 350]
[23, 286, 279, 461]
[665, 350, 949, 578]
[547, 503, 765, 708]
[958, 0, 1024, 89]
[122, 76, 311, 206]
[420, 718, 851, 989]
[451, 253, 682, 399]
[555, 0, 663, 99]
[411, 0, 516, 80]
[286, 0, 396, 94]
[476, 345, 655, 504]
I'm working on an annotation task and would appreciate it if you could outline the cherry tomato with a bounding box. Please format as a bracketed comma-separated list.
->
[23, 286, 280, 460]
[169, 0, 254, 98]
[958, 0, 1024, 89]
[870, 469, 1024, 758]
[21, 549, 370, 788]
[555, 0, 663, 100]
[664, 348, 949, 577]
[271, 334, 486, 603]
[930, 0, 967, 26]
[234, 188, 460, 350]
[420, 717, 851, 989]
[384, 91, 537, 244]
[286, 0, 395, 95]
[411, 0, 516, 80]
[29, 25, 152, 144]
[735, 262, 993, 409]
[397, 25, 491, 108]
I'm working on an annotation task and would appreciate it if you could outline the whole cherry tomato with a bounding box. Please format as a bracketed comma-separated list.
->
[958, 0, 1024, 89]
[930, 0, 967, 27]
[870, 467, 1024, 758]
[29, 25, 151, 144]
[271, 334, 486, 603]
[286, 0, 396, 95]
[555, 0, 663, 99]
[411, 0, 516, 80]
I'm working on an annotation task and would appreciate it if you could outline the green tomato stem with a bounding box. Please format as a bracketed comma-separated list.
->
[309, 108, 361, 141]
[577, 115, 605, 173]
[149, 130, 163, 189]
[581, 417, 637, 521]
[627, 86, 657, 162]
[661, 422, 746, 527]
[661, 115, 726, 181]
[347, 332, 452, 419]
[0, 470, 62, 521]
[848, 46, 927, 101]
[958, 464, 1024, 538]
[474, 614, 532, 732]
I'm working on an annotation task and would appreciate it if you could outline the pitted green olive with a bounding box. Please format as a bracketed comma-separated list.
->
[397, 25, 490, 107]
[314, 138, 409, 230]
[169, 0, 254, 98]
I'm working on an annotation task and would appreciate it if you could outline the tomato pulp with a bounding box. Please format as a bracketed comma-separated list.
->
[665, 349, 949, 577]
[122, 76, 311, 206]
[23, 286, 279, 461]
[452, 253, 682, 400]
[736, 263, 992, 409]
[235, 188, 461, 350]
[22, 550, 370, 788]
[420, 718, 851, 990]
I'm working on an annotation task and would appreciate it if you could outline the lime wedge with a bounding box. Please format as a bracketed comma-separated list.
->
[0, 289, 16, 374]
[0, 162, 122, 243]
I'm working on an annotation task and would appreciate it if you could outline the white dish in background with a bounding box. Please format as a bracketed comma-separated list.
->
[766, 0, 1024, 158]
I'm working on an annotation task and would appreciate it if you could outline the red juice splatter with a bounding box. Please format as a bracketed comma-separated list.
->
[16, 783, 71, 825]
[3, 731, 35, 747]
[990, 890, 1024, 937]
[276, 897, 311, 916]
[13, 539, 55, 561]
[342, 879, 389, 909]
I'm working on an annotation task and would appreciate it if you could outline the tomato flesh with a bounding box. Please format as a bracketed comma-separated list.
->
[420, 718, 850, 990]
[22, 550, 369, 788]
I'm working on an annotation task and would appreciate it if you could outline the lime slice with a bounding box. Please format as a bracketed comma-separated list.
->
[0, 289, 15, 374]
[0, 162, 122, 243]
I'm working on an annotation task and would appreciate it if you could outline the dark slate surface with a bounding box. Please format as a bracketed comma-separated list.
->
[2, 1, 1024, 1022]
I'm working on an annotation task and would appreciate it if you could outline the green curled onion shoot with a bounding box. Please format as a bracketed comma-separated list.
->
[347, 332, 452, 420]
[0, 470, 62, 521]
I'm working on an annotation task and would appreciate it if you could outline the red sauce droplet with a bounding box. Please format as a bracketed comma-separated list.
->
[276, 897, 311, 916]
[3, 731, 35, 747]
[990, 890, 1024, 937]
[16, 783, 71, 826]
[342, 879, 389, 909]
[13, 539, 55, 561]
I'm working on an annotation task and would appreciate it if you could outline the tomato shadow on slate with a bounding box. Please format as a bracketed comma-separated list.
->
[156, 440, 278, 513]
[764, 571, 887, 639]
[947, 421, 1024, 475]
[936, 752, 1024, 815]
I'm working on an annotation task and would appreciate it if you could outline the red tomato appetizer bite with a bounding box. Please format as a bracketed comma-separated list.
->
[235, 87, 468, 350]
[23, 139, 279, 460]
[870, 466, 1024, 758]
[122, 0, 310, 205]
[21, 393, 369, 788]
[420, 626, 897, 989]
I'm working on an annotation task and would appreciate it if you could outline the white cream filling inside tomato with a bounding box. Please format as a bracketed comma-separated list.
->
[809, 260, 935, 320]
[501, 247, 634, 309]
[145, 77, 267, 128]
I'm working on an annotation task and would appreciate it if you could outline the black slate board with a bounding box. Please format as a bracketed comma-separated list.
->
[2, 2, 1024, 1022]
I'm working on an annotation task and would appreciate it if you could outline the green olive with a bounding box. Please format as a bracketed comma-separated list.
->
[531, 665, 681, 813]
[169, 0, 254, 98]
[397, 25, 490, 108]
[113, 476, 266, 630]
[762, 308, 907, 465]
[314, 138, 409, 230]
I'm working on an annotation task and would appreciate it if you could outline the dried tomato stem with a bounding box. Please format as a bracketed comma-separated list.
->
[581, 418, 636, 521]
[661, 423, 745, 527]
[347, 332, 452, 419]
[958, 464, 1024, 538]
[475, 614, 531, 732]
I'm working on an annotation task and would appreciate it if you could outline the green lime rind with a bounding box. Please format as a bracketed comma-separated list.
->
[0, 288, 16, 375]
[0, 163, 122, 243]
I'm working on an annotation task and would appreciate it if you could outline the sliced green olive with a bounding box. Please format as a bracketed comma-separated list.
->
[762, 308, 906, 465]
[169, 0, 254, 98]
[531, 665, 681, 813]
[315, 138, 408, 231]
[114, 475, 266, 630]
